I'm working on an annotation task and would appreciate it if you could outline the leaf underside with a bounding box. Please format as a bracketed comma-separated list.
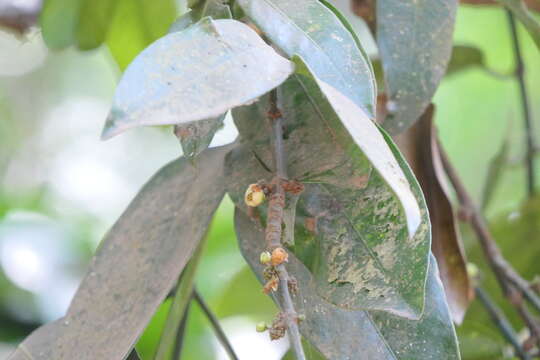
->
[7, 145, 232, 360]
[101, 17, 294, 140]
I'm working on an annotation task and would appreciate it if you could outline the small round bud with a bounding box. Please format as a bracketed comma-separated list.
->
[467, 262, 479, 279]
[245, 184, 265, 207]
[256, 322, 268, 332]
[271, 247, 289, 266]
[297, 314, 306, 322]
[260, 251, 272, 264]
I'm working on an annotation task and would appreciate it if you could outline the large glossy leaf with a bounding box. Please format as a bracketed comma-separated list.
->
[101, 17, 293, 140]
[394, 106, 472, 324]
[225, 138, 429, 317]
[106, 0, 178, 71]
[7, 145, 232, 360]
[377, 0, 457, 134]
[235, 209, 460, 360]
[237, 0, 377, 117]
[233, 56, 421, 237]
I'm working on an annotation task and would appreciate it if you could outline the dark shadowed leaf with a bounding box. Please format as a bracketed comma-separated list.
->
[106, 0, 177, 70]
[127, 349, 142, 360]
[235, 209, 460, 360]
[497, 0, 540, 49]
[237, 0, 377, 117]
[446, 45, 486, 76]
[377, 0, 457, 134]
[7, 145, 232, 360]
[225, 139, 429, 317]
[102, 18, 293, 140]
[394, 106, 472, 324]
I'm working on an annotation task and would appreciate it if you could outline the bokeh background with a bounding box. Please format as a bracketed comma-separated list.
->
[0, 0, 539, 359]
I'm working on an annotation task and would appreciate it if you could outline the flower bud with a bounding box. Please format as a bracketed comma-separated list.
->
[260, 251, 272, 264]
[245, 184, 265, 207]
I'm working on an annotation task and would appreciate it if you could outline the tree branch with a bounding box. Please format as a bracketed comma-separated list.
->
[193, 289, 239, 360]
[438, 139, 540, 350]
[264, 89, 307, 360]
[506, 9, 536, 197]
[475, 287, 531, 360]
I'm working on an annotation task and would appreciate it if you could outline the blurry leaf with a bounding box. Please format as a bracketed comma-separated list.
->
[447, 45, 486, 76]
[497, 0, 540, 49]
[235, 209, 460, 360]
[0, 0, 40, 34]
[174, 115, 225, 160]
[106, 0, 178, 71]
[102, 18, 294, 140]
[7, 145, 232, 360]
[394, 105, 472, 324]
[40, 0, 84, 49]
[458, 197, 540, 358]
[237, 0, 377, 117]
[481, 127, 511, 211]
[461, 0, 540, 12]
[377, 0, 457, 134]
[75, 0, 117, 50]
[226, 139, 429, 317]
[191, 0, 231, 19]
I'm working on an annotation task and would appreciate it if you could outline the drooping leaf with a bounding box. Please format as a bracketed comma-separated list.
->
[235, 209, 460, 360]
[497, 0, 540, 49]
[106, 0, 178, 70]
[377, 0, 457, 134]
[237, 0, 377, 117]
[7, 145, 232, 360]
[394, 105, 472, 324]
[102, 17, 294, 140]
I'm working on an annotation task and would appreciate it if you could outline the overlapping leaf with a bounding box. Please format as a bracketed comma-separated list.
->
[394, 106, 472, 324]
[377, 0, 457, 134]
[235, 209, 460, 360]
[237, 0, 377, 117]
[227, 62, 430, 316]
[7, 145, 232, 360]
[101, 18, 294, 140]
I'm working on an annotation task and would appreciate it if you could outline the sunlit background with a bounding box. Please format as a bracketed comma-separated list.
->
[0, 0, 539, 359]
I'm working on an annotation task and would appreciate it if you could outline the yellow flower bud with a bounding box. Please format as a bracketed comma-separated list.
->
[260, 251, 272, 264]
[245, 184, 265, 207]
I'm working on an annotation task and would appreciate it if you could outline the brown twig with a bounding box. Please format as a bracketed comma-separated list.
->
[506, 9, 536, 197]
[438, 139, 540, 351]
[263, 89, 307, 360]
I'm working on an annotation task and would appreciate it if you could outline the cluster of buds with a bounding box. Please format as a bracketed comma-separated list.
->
[256, 312, 305, 340]
[260, 247, 289, 294]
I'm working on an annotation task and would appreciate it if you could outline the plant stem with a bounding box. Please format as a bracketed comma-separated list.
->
[437, 139, 540, 349]
[265, 89, 307, 360]
[476, 287, 531, 360]
[193, 289, 239, 360]
[506, 9, 536, 197]
[172, 295, 192, 360]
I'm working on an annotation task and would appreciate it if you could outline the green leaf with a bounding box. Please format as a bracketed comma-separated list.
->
[7, 145, 232, 360]
[237, 0, 377, 117]
[377, 0, 457, 134]
[76, 0, 118, 50]
[225, 137, 429, 317]
[102, 17, 294, 140]
[40, 0, 84, 49]
[106, 0, 178, 71]
[498, 0, 540, 49]
[235, 209, 460, 360]
[446, 45, 487, 76]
